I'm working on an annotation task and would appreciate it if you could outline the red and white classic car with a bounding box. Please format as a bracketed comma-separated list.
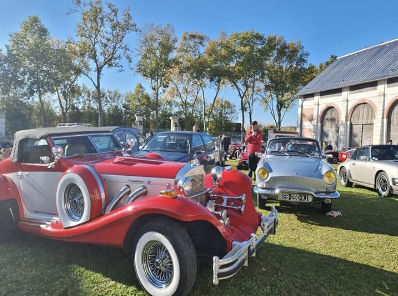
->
[0, 127, 278, 296]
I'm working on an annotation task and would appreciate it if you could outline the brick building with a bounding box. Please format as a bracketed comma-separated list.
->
[297, 38, 398, 150]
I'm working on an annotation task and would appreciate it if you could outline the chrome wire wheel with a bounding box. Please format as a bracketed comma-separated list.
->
[64, 184, 84, 221]
[142, 240, 173, 289]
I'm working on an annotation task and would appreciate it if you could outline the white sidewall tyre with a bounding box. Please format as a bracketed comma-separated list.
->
[134, 231, 180, 296]
[56, 172, 91, 228]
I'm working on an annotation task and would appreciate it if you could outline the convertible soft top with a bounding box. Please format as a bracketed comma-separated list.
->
[11, 126, 115, 163]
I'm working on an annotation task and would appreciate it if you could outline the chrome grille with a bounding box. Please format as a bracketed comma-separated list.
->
[176, 165, 206, 204]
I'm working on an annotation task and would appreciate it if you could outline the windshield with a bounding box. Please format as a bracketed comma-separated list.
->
[52, 133, 121, 157]
[267, 138, 321, 157]
[142, 133, 190, 153]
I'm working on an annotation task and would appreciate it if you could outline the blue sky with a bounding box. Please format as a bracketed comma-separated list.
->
[1, 0, 398, 127]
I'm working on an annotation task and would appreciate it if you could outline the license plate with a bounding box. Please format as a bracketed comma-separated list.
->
[280, 193, 312, 202]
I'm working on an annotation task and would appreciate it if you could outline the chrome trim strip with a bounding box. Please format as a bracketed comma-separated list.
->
[105, 185, 131, 214]
[83, 165, 107, 212]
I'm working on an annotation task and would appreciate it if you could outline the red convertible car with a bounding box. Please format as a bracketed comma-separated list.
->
[0, 127, 278, 296]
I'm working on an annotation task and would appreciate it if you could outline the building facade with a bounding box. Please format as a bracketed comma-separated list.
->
[297, 39, 398, 150]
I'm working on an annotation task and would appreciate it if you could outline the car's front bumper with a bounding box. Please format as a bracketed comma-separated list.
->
[253, 186, 340, 201]
[212, 206, 278, 285]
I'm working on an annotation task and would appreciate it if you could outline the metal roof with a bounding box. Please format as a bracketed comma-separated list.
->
[297, 38, 398, 96]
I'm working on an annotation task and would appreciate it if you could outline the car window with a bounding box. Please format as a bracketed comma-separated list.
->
[356, 147, 370, 160]
[192, 134, 204, 152]
[19, 138, 52, 164]
[202, 134, 215, 152]
[126, 131, 139, 151]
[114, 130, 126, 147]
[90, 134, 121, 153]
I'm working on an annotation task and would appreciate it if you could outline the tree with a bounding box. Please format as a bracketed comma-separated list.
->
[6, 16, 57, 127]
[223, 30, 270, 140]
[303, 55, 337, 85]
[125, 84, 158, 131]
[51, 39, 82, 122]
[136, 23, 177, 132]
[259, 35, 309, 130]
[70, 0, 137, 126]
[208, 97, 237, 133]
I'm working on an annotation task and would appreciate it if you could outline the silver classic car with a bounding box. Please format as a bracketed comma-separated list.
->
[254, 137, 340, 213]
[337, 144, 398, 196]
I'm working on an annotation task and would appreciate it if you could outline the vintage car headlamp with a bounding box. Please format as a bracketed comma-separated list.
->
[211, 166, 224, 186]
[177, 176, 193, 196]
[257, 167, 269, 181]
[323, 170, 337, 185]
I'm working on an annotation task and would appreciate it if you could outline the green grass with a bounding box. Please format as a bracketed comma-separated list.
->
[1, 160, 398, 295]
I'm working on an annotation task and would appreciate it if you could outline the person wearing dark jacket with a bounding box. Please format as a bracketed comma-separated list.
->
[244, 121, 262, 179]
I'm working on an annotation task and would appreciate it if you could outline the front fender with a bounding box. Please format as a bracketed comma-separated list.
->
[39, 194, 231, 247]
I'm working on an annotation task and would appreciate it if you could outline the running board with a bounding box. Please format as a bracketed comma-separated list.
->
[18, 218, 60, 228]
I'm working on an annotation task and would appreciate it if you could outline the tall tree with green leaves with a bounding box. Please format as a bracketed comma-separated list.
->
[223, 30, 270, 139]
[125, 84, 156, 130]
[6, 16, 56, 127]
[259, 35, 309, 130]
[136, 23, 177, 132]
[168, 32, 210, 130]
[51, 39, 82, 123]
[208, 97, 238, 133]
[70, 0, 137, 126]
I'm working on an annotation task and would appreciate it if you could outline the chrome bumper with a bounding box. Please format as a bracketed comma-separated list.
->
[253, 186, 340, 199]
[212, 206, 278, 285]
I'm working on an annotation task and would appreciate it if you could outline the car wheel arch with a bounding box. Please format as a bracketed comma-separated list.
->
[123, 214, 226, 258]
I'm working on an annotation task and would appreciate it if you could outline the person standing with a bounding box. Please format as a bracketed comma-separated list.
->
[245, 121, 262, 179]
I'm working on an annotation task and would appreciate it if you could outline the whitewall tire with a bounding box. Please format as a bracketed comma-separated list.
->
[133, 218, 197, 296]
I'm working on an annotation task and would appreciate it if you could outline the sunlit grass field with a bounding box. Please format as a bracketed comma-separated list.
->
[0, 160, 397, 295]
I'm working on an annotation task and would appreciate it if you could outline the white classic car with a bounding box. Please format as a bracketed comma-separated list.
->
[337, 144, 398, 196]
[254, 137, 340, 213]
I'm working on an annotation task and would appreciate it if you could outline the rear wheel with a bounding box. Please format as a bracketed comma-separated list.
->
[234, 149, 240, 159]
[376, 172, 391, 197]
[132, 217, 197, 296]
[332, 156, 338, 164]
[339, 167, 352, 187]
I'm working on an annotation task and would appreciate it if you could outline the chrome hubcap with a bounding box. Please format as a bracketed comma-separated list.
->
[142, 240, 173, 289]
[64, 184, 84, 221]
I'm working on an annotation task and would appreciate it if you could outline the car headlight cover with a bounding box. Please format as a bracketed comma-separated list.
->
[177, 176, 193, 196]
[257, 167, 269, 181]
[323, 170, 336, 185]
[211, 166, 224, 186]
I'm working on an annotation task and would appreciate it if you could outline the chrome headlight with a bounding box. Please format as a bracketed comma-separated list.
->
[323, 170, 337, 185]
[177, 176, 193, 196]
[211, 166, 224, 186]
[257, 167, 269, 181]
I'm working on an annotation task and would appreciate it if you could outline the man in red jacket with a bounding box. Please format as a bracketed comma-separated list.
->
[245, 121, 262, 179]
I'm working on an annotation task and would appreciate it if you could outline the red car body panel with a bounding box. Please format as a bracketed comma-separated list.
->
[338, 149, 354, 162]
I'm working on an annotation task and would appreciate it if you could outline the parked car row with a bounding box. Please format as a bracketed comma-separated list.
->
[0, 126, 278, 296]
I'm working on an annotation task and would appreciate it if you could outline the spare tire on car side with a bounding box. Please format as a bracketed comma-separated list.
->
[56, 165, 108, 228]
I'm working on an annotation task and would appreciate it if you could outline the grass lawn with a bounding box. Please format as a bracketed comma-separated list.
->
[0, 160, 397, 295]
